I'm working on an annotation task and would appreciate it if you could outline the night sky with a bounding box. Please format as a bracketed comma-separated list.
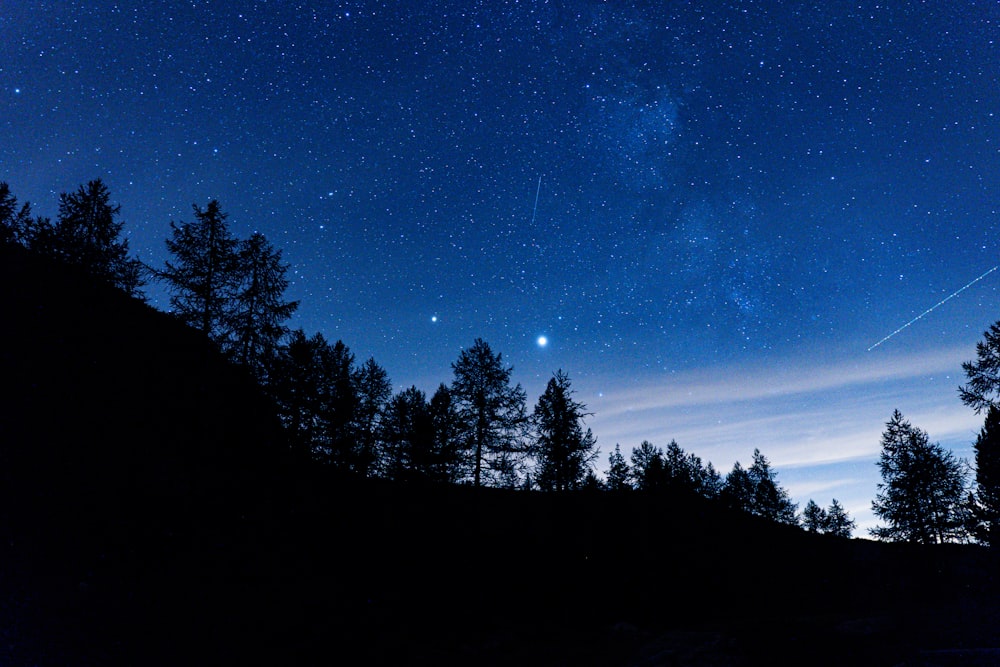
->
[5, 1, 999, 531]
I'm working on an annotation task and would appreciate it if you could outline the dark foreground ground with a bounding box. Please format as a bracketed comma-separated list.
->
[2, 243, 1000, 665]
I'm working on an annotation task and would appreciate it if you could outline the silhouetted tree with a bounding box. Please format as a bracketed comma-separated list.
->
[723, 450, 797, 525]
[450, 339, 528, 488]
[581, 469, 604, 490]
[532, 370, 598, 492]
[353, 357, 392, 476]
[700, 461, 725, 499]
[871, 410, 969, 544]
[270, 329, 329, 460]
[606, 444, 632, 491]
[381, 386, 434, 481]
[824, 499, 855, 538]
[269, 329, 330, 459]
[0, 182, 33, 246]
[323, 339, 359, 469]
[428, 384, 464, 483]
[960, 322, 1000, 413]
[227, 232, 298, 381]
[747, 449, 798, 525]
[630, 441, 665, 491]
[269, 330, 359, 468]
[662, 440, 723, 498]
[722, 462, 755, 512]
[160, 200, 240, 341]
[803, 500, 827, 533]
[28, 180, 144, 296]
[971, 406, 1000, 546]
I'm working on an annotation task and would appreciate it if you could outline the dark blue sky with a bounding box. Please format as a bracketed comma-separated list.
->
[5, 1, 999, 529]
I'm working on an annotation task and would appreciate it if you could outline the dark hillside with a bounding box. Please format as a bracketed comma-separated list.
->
[1, 242, 998, 665]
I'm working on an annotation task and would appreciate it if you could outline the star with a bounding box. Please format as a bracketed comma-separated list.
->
[537, 335, 548, 348]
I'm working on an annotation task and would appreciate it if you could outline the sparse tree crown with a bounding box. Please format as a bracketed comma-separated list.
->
[450, 339, 528, 488]
[532, 370, 598, 492]
[870, 410, 969, 544]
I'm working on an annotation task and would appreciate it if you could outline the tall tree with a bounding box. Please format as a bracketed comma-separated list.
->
[972, 406, 1000, 547]
[802, 500, 828, 533]
[722, 450, 797, 525]
[606, 444, 632, 491]
[450, 339, 528, 488]
[269, 330, 359, 469]
[662, 440, 722, 498]
[160, 200, 240, 341]
[700, 461, 724, 499]
[0, 182, 33, 246]
[721, 462, 755, 513]
[532, 370, 598, 492]
[747, 449, 798, 525]
[228, 232, 298, 381]
[29, 180, 144, 296]
[322, 339, 359, 469]
[428, 384, 464, 483]
[824, 499, 856, 538]
[270, 329, 330, 461]
[960, 321, 1000, 413]
[870, 410, 969, 544]
[380, 386, 434, 481]
[353, 357, 392, 477]
[630, 441, 665, 492]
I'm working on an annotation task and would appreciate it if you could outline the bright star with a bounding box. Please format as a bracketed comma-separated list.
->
[537, 335, 548, 347]
[431, 315, 438, 323]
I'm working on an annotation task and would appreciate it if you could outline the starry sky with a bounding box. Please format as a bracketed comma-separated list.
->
[4, 1, 999, 531]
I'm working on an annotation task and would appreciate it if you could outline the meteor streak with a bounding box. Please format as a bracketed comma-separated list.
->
[530, 176, 541, 225]
[867, 264, 999, 351]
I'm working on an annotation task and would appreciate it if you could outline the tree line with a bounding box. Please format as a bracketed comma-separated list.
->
[9, 179, 1000, 545]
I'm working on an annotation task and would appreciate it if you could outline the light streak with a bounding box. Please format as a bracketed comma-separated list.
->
[867, 264, 999, 351]
[530, 175, 541, 225]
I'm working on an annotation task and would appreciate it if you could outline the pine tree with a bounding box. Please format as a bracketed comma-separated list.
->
[532, 370, 598, 492]
[722, 450, 797, 525]
[228, 232, 298, 381]
[323, 339, 358, 470]
[700, 462, 724, 499]
[160, 200, 240, 341]
[824, 499, 855, 538]
[428, 384, 464, 483]
[0, 182, 33, 246]
[450, 339, 528, 488]
[270, 329, 329, 460]
[747, 448, 798, 525]
[972, 406, 1000, 546]
[661, 440, 720, 497]
[871, 410, 969, 543]
[29, 180, 144, 296]
[960, 322, 1000, 413]
[380, 386, 434, 481]
[722, 462, 755, 513]
[269, 330, 359, 469]
[802, 500, 827, 533]
[353, 357, 392, 477]
[630, 441, 665, 491]
[606, 444, 632, 491]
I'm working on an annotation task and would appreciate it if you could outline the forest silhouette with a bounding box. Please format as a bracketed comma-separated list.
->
[3, 182, 1000, 665]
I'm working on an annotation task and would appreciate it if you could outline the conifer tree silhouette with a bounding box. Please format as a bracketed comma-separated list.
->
[160, 200, 240, 341]
[532, 370, 598, 491]
[450, 339, 528, 488]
